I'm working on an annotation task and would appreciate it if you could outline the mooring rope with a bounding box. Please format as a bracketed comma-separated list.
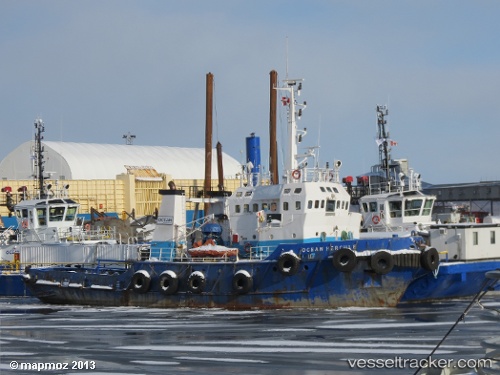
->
[413, 276, 498, 375]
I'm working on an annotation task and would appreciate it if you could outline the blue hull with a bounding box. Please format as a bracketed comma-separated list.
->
[24, 238, 425, 309]
[0, 273, 32, 297]
[400, 260, 500, 303]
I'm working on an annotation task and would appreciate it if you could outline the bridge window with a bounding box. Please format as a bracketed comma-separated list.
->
[49, 206, 65, 222]
[321, 200, 325, 209]
[294, 188, 302, 194]
[308, 200, 313, 209]
[389, 201, 402, 218]
[295, 201, 301, 210]
[253, 204, 259, 212]
[491, 231, 496, 244]
[369, 202, 377, 212]
[326, 200, 335, 212]
[422, 199, 433, 215]
[37, 208, 47, 226]
[243, 204, 249, 213]
[235, 205, 241, 213]
[65, 206, 77, 221]
[405, 199, 423, 217]
[315, 200, 320, 208]
[283, 202, 289, 211]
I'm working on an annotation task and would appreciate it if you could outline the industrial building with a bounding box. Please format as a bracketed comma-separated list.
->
[0, 141, 243, 219]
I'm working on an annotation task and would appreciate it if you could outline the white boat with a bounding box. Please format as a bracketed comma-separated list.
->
[0, 119, 142, 296]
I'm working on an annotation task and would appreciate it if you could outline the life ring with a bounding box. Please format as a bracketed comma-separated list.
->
[232, 270, 253, 294]
[158, 270, 179, 295]
[277, 252, 300, 276]
[292, 169, 301, 180]
[188, 271, 206, 293]
[372, 215, 381, 225]
[332, 248, 357, 273]
[84, 223, 91, 231]
[21, 219, 28, 229]
[131, 270, 151, 293]
[420, 247, 439, 271]
[370, 251, 394, 275]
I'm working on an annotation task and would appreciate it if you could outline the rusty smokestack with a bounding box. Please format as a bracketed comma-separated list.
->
[216, 141, 224, 191]
[269, 70, 279, 184]
[204, 72, 214, 212]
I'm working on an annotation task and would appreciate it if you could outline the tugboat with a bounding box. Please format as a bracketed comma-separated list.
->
[349, 105, 435, 236]
[346, 105, 500, 303]
[0, 119, 141, 296]
[23, 72, 433, 309]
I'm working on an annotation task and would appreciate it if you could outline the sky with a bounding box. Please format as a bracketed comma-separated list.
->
[2, 1, 500, 185]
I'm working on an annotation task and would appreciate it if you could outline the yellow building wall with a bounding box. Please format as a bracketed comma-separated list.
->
[0, 177, 241, 219]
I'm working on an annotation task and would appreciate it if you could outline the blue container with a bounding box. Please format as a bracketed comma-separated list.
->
[246, 134, 261, 186]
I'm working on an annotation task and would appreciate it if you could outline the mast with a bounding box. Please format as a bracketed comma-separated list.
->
[33, 118, 46, 196]
[376, 105, 390, 181]
[277, 78, 306, 181]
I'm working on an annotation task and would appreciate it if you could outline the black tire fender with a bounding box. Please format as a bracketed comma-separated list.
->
[370, 251, 394, 275]
[131, 270, 151, 293]
[159, 270, 179, 295]
[421, 247, 439, 271]
[232, 270, 253, 294]
[332, 248, 358, 273]
[188, 271, 206, 293]
[277, 252, 300, 276]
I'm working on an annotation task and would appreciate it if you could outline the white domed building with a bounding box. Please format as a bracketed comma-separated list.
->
[0, 141, 242, 218]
